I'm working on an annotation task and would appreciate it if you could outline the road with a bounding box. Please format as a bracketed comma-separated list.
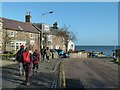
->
[1, 59, 60, 89]
[1, 58, 119, 89]
[63, 58, 119, 89]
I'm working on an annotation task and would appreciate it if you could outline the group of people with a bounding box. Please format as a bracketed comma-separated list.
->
[16, 45, 40, 86]
[41, 46, 51, 62]
[15, 45, 63, 86]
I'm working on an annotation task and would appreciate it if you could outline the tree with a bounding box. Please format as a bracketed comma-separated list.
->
[56, 24, 76, 52]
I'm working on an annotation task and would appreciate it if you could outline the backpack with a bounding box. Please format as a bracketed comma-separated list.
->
[16, 49, 24, 62]
[23, 52, 30, 63]
[33, 52, 38, 61]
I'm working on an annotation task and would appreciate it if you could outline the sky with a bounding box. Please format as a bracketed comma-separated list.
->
[1, 2, 118, 46]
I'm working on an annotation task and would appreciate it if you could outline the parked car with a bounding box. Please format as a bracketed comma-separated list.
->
[59, 51, 70, 58]
[93, 52, 106, 57]
[50, 49, 57, 52]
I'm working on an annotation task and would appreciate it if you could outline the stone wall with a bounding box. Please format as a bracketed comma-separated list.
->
[2, 29, 40, 52]
[70, 52, 88, 58]
[0, 21, 3, 53]
[47, 34, 65, 51]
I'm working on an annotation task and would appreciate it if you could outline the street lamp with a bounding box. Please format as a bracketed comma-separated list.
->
[41, 11, 53, 49]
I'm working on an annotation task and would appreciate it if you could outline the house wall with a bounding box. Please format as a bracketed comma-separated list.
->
[47, 34, 65, 51]
[67, 40, 75, 51]
[3, 29, 40, 53]
[0, 21, 3, 53]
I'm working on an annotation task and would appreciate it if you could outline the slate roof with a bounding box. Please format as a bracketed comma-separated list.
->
[1, 18, 39, 33]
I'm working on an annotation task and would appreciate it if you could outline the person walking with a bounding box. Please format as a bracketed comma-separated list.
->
[45, 47, 51, 63]
[16, 45, 25, 76]
[32, 49, 40, 74]
[41, 46, 46, 62]
[57, 47, 62, 59]
[22, 47, 33, 86]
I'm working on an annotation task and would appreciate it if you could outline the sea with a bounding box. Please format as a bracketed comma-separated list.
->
[75, 46, 117, 57]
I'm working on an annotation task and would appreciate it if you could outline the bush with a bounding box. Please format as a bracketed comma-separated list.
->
[0, 54, 16, 61]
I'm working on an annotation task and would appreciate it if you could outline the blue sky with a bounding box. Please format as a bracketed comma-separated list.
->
[1, 2, 118, 46]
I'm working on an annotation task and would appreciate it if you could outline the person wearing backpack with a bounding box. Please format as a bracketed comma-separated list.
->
[22, 47, 33, 86]
[32, 49, 40, 74]
[16, 45, 25, 76]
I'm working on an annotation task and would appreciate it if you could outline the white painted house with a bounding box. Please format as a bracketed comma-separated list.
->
[67, 40, 75, 51]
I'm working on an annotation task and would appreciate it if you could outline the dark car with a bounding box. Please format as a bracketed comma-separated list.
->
[59, 51, 70, 58]
[50, 49, 57, 52]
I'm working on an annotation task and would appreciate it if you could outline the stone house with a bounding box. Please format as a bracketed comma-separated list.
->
[1, 14, 40, 53]
[34, 22, 66, 51]
[0, 18, 3, 53]
[46, 32, 65, 51]
[49, 22, 66, 51]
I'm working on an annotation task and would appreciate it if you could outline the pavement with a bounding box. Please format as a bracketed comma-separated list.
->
[0, 60, 18, 67]
[1, 59, 61, 89]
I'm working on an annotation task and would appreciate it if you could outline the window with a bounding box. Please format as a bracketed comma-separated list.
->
[48, 41, 51, 45]
[47, 35, 52, 42]
[18, 26, 23, 30]
[11, 42, 14, 47]
[71, 44, 73, 48]
[16, 43, 19, 50]
[30, 33, 34, 38]
[30, 40, 35, 45]
[11, 32, 14, 37]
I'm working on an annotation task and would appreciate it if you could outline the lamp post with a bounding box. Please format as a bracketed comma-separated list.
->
[41, 11, 53, 49]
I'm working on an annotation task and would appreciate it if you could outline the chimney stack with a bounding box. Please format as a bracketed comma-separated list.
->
[25, 12, 32, 23]
[53, 22, 58, 29]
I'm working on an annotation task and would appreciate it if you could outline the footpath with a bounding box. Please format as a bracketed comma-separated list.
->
[1, 59, 60, 89]
[0, 60, 18, 67]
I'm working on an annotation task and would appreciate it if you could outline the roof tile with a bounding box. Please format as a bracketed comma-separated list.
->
[1, 18, 39, 33]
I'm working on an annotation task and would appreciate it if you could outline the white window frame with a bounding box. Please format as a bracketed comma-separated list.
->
[11, 42, 14, 47]
[47, 35, 52, 42]
[29, 33, 34, 38]
[10, 32, 14, 37]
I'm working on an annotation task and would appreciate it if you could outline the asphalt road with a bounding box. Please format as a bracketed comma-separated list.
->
[63, 58, 119, 89]
[1, 59, 60, 89]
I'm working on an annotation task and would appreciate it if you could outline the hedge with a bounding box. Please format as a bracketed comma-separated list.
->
[0, 54, 16, 60]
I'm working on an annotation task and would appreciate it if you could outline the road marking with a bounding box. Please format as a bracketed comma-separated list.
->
[50, 61, 61, 73]
[62, 63, 66, 88]
[51, 61, 62, 88]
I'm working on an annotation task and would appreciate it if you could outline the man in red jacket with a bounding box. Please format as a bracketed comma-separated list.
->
[22, 47, 33, 86]
[32, 49, 40, 74]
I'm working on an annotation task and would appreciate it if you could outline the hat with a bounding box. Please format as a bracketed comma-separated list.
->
[21, 45, 24, 48]
[35, 49, 38, 52]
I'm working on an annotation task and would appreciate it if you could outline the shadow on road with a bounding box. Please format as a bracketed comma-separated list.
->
[65, 79, 85, 89]
[2, 64, 55, 89]
[14, 72, 54, 88]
